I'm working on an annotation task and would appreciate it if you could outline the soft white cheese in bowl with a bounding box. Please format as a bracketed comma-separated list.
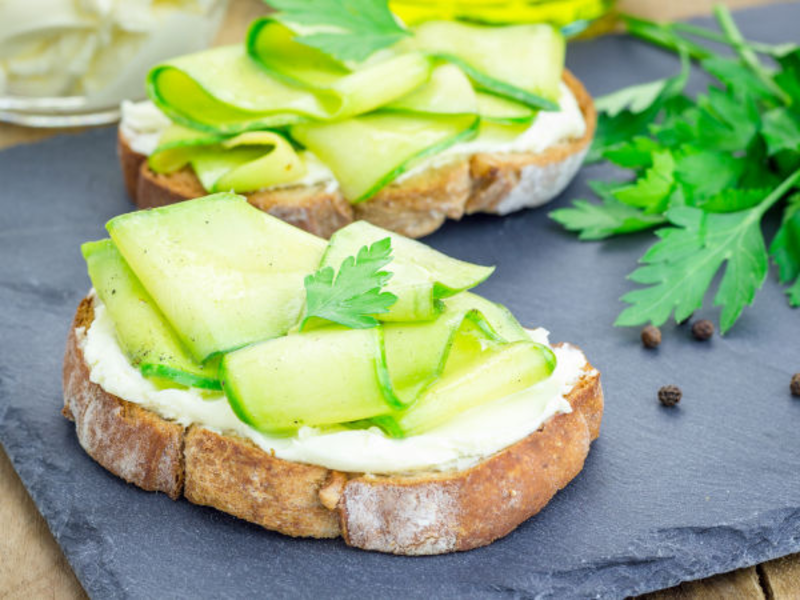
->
[0, 0, 228, 126]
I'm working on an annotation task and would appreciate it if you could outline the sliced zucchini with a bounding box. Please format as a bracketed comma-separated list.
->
[213, 132, 306, 192]
[386, 63, 477, 115]
[246, 19, 349, 87]
[221, 300, 511, 431]
[107, 193, 326, 362]
[190, 147, 263, 191]
[82, 239, 220, 390]
[477, 92, 537, 125]
[247, 19, 432, 119]
[382, 300, 503, 404]
[392, 339, 557, 436]
[321, 221, 494, 321]
[220, 327, 398, 431]
[290, 113, 479, 202]
[147, 123, 227, 173]
[455, 119, 533, 152]
[443, 292, 530, 342]
[150, 129, 308, 193]
[147, 45, 322, 134]
[410, 21, 564, 111]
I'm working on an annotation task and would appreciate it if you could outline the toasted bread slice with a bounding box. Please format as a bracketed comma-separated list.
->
[63, 295, 603, 555]
[118, 70, 595, 239]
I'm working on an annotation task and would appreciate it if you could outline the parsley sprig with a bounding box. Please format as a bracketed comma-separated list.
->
[302, 237, 398, 330]
[265, 0, 411, 62]
[551, 5, 800, 333]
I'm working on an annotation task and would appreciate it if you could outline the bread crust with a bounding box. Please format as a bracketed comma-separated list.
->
[119, 71, 595, 238]
[62, 296, 603, 554]
[62, 298, 184, 499]
[353, 160, 472, 239]
[466, 70, 596, 215]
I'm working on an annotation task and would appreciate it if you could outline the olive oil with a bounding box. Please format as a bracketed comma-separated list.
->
[390, 0, 614, 35]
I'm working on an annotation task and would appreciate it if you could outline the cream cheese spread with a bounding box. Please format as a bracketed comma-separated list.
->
[0, 0, 226, 108]
[119, 79, 585, 195]
[79, 297, 590, 474]
[120, 99, 173, 155]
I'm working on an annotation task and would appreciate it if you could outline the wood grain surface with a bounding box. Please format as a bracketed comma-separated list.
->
[0, 0, 796, 598]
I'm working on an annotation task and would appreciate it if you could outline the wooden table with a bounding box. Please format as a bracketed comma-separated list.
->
[1, 1, 797, 597]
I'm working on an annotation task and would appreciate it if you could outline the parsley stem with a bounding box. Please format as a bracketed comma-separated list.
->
[756, 167, 800, 218]
[621, 15, 711, 61]
[713, 4, 790, 104]
[670, 21, 786, 57]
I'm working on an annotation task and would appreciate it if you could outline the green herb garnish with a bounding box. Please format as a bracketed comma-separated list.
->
[265, 0, 411, 62]
[302, 237, 398, 329]
[551, 5, 800, 333]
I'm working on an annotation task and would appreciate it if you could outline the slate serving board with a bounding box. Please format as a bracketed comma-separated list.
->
[1, 5, 799, 598]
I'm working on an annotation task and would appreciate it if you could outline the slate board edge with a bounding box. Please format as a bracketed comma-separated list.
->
[3, 416, 800, 600]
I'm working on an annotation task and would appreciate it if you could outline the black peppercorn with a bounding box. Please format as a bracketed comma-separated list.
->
[791, 374, 800, 397]
[641, 325, 661, 349]
[691, 319, 714, 341]
[658, 385, 682, 407]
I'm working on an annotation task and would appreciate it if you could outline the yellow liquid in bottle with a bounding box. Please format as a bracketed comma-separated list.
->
[391, 0, 614, 34]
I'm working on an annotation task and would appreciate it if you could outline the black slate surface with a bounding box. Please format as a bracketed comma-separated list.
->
[1, 5, 800, 599]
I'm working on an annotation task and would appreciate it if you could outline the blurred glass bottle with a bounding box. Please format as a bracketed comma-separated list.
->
[390, 0, 615, 36]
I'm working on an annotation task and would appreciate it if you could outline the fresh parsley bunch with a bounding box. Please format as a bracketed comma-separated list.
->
[551, 6, 800, 333]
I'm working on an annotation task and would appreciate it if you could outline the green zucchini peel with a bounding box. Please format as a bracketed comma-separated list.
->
[140, 363, 222, 391]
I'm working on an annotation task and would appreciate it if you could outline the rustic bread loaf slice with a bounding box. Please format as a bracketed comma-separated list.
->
[63, 295, 603, 555]
[117, 70, 595, 239]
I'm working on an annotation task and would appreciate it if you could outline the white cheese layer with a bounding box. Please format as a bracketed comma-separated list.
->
[119, 81, 585, 195]
[80, 299, 590, 474]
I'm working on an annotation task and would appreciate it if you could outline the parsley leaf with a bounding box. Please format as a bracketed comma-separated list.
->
[617, 170, 800, 332]
[554, 9, 800, 333]
[761, 108, 800, 156]
[616, 206, 769, 332]
[787, 279, 800, 306]
[594, 79, 675, 118]
[550, 182, 666, 240]
[587, 51, 689, 163]
[694, 88, 760, 152]
[587, 103, 662, 164]
[674, 149, 744, 201]
[701, 56, 779, 102]
[302, 237, 398, 329]
[775, 49, 800, 104]
[602, 136, 661, 169]
[770, 193, 800, 306]
[266, 0, 410, 63]
[697, 188, 771, 213]
[612, 150, 675, 214]
[549, 199, 666, 241]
